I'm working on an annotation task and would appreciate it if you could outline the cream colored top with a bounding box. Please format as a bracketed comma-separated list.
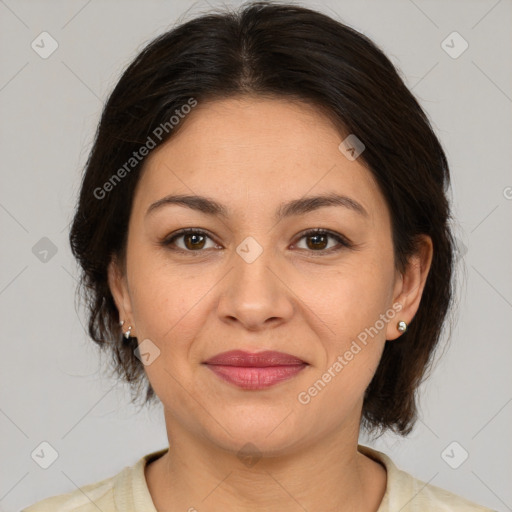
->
[22, 444, 495, 511]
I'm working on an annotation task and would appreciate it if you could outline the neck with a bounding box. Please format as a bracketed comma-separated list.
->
[145, 410, 387, 512]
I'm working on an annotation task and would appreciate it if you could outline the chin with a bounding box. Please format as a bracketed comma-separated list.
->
[212, 430, 305, 461]
[201, 408, 309, 455]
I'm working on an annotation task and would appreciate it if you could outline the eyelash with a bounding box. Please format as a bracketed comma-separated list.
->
[161, 228, 352, 255]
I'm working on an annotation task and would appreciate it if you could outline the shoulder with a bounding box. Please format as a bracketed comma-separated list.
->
[21, 473, 117, 512]
[358, 444, 496, 512]
[22, 448, 168, 512]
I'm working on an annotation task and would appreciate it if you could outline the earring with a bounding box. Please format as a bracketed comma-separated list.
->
[123, 325, 132, 339]
[397, 320, 408, 333]
[119, 320, 124, 327]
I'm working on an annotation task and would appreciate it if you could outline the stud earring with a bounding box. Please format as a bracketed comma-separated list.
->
[123, 325, 132, 339]
[397, 320, 408, 333]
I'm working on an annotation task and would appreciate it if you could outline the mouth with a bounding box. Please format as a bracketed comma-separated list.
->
[202, 350, 308, 390]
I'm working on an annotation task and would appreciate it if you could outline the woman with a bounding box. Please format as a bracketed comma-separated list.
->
[24, 1, 495, 510]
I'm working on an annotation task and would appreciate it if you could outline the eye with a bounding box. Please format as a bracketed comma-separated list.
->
[162, 228, 219, 252]
[293, 228, 352, 253]
[161, 228, 352, 255]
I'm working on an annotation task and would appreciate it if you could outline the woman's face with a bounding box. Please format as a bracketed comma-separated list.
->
[109, 96, 429, 455]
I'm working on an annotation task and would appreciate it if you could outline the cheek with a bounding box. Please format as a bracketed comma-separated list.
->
[126, 255, 222, 399]
[126, 242, 208, 335]
[307, 256, 393, 392]
[299, 285, 389, 419]
[131, 274, 208, 346]
[127, 259, 210, 402]
[316, 257, 394, 341]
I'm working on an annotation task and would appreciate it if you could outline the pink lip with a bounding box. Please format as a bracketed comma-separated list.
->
[203, 350, 308, 390]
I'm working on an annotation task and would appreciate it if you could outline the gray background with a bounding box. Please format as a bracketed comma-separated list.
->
[1, 0, 511, 511]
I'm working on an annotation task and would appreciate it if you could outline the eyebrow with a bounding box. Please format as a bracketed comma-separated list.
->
[146, 192, 369, 220]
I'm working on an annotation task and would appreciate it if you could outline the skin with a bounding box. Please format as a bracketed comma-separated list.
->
[108, 96, 433, 512]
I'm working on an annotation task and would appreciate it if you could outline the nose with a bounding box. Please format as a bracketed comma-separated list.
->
[216, 241, 295, 331]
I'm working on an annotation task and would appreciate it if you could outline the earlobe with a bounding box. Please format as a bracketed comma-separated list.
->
[386, 235, 433, 341]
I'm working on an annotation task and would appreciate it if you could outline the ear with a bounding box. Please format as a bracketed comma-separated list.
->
[107, 255, 134, 325]
[386, 234, 433, 341]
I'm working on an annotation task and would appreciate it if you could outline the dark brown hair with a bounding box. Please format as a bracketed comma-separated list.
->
[69, 0, 456, 435]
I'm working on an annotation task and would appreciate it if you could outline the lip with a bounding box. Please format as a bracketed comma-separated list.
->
[203, 350, 308, 390]
[203, 350, 306, 366]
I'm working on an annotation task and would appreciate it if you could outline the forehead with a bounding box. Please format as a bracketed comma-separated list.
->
[134, 96, 387, 225]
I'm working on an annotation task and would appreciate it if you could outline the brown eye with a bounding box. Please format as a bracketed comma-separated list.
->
[162, 229, 217, 252]
[305, 233, 329, 250]
[294, 229, 351, 253]
[162, 228, 351, 255]
[183, 233, 206, 250]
